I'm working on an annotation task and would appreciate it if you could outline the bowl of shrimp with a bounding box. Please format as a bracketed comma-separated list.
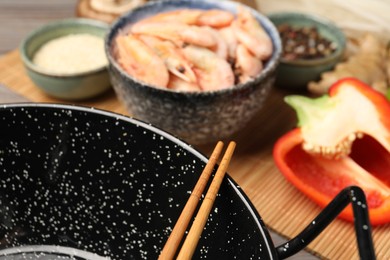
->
[105, 0, 282, 144]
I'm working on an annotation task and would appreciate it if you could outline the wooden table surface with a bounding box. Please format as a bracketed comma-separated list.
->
[0, 1, 386, 259]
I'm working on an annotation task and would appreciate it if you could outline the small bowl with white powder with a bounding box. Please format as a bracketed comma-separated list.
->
[20, 18, 111, 100]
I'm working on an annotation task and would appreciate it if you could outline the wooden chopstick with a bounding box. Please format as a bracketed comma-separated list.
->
[158, 141, 225, 259]
[177, 141, 236, 260]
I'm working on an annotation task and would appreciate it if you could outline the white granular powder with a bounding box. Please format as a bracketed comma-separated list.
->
[33, 33, 108, 74]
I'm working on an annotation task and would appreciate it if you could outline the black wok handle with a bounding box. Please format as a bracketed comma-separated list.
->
[275, 186, 376, 260]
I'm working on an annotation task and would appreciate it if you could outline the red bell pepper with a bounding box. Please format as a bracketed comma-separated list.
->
[273, 78, 390, 225]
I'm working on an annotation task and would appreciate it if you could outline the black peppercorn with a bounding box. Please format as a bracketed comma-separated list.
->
[277, 24, 337, 61]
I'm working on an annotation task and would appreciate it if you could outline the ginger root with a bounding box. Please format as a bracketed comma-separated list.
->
[308, 34, 389, 95]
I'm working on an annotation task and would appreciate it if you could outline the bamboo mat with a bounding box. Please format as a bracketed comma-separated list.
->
[1, 50, 390, 259]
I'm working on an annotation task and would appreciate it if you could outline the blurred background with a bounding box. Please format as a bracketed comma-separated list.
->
[0, 0, 78, 55]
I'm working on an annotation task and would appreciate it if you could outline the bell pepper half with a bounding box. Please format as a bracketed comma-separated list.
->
[273, 78, 390, 225]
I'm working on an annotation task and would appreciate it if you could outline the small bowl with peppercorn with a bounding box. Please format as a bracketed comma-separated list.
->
[20, 18, 111, 100]
[268, 12, 346, 90]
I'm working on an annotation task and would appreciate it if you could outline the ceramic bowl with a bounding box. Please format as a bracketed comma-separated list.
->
[105, 0, 282, 145]
[0, 103, 277, 259]
[268, 12, 346, 90]
[20, 18, 111, 100]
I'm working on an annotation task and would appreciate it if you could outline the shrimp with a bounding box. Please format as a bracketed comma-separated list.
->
[235, 44, 263, 84]
[131, 21, 217, 47]
[115, 33, 169, 88]
[136, 9, 203, 24]
[232, 6, 273, 60]
[219, 26, 239, 60]
[182, 45, 234, 91]
[168, 74, 201, 92]
[196, 9, 235, 27]
[139, 35, 197, 83]
[138, 8, 234, 28]
[202, 26, 228, 60]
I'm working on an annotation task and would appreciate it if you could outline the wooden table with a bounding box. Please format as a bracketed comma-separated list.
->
[1, 1, 389, 259]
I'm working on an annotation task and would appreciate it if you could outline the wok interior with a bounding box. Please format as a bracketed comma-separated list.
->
[0, 105, 273, 259]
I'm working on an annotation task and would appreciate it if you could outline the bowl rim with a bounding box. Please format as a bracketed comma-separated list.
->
[105, 0, 282, 96]
[268, 12, 346, 67]
[19, 18, 110, 78]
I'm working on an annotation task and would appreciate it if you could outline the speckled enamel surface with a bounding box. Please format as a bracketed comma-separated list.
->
[105, 0, 282, 145]
[0, 104, 276, 259]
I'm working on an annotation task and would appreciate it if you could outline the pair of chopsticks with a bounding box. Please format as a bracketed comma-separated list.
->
[159, 141, 236, 260]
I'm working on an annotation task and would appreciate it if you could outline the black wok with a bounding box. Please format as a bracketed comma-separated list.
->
[0, 104, 375, 259]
